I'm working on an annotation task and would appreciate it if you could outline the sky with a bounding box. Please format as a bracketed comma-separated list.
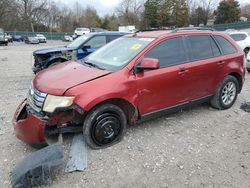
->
[55, 0, 249, 17]
[55, 0, 120, 16]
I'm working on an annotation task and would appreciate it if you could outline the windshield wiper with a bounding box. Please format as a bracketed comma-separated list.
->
[82, 60, 105, 70]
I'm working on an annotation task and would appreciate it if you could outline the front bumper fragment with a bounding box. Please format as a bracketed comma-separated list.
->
[13, 100, 46, 145]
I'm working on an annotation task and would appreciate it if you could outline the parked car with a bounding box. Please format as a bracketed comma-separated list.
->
[13, 30, 245, 149]
[90, 28, 107, 32]
[228, 31, 250, 55]
[24, 36, 39, 44]
[5, 33, 13, 42]
[12, 35, 24, 42]
[36, 34, 47, 43]
[74, 28, 90, 36]
[33, 32, 128, 73]
[0, 31, 8, 46]
[62, 35, 73, 42]
[246, 52, 250, 72]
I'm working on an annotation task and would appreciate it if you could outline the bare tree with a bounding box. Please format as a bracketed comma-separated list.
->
[16, 0, 48, 31]
[116, 0, 144, 26]
[241, 3, 250, 19]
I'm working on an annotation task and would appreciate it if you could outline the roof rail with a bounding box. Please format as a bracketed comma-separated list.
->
[171, 27, 216, 33]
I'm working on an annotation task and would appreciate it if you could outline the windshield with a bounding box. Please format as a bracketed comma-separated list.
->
[67, 34, 92, 48]
[84, 37, 155, 71]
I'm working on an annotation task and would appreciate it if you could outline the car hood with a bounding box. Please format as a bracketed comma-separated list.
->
[34, 46, 76, 55]
[33, 61, 112, 95]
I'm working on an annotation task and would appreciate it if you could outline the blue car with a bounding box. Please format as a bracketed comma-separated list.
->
[33, 32, 128, 73]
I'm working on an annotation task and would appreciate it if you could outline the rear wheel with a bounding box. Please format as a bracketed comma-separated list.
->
[83, 104, 127, 149]
[247, 68, 250, 73]
[210, 75, 239, 110]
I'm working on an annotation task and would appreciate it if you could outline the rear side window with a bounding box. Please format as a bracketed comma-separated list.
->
[187, 36, 219, 61]
[144, 37, 187, 68]
[106, 35, 121, 43]
[214, 35, 237, 55]
[230, 34, 247, 41]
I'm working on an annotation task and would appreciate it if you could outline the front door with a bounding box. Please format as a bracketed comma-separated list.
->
[135, 37, 192, 115]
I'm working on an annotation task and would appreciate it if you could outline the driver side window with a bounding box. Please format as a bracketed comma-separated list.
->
[85, 36, 106, 49]
[144, 37, 187, 68]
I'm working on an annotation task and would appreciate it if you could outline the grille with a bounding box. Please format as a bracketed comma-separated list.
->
[27, 85, 47, 112]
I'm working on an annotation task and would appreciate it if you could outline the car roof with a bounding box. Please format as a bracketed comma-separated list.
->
[91, 31, 129, 36]
[128, 29, 219, 38]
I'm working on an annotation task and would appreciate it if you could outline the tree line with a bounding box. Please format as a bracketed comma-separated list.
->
[0, 0, 249, 32]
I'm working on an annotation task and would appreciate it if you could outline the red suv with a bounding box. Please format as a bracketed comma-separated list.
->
[13, 30, 245, 149]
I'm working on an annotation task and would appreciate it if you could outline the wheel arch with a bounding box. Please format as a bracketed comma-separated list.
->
[86, 98, 139, 125]
[228, 72, 243, 93]
[46, 57, 68, 67]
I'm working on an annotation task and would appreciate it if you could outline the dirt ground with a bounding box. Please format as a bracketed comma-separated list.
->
[0, 41, 250, 188]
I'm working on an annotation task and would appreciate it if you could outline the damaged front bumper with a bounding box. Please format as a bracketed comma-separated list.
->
[13, 100, 47, 145]
[13, 99, 85, 146]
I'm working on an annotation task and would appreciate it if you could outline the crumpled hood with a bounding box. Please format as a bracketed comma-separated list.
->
[33, 46, 75, 55]
[33, 61, 112, 95]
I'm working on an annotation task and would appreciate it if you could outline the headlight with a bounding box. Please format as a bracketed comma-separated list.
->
[5, 38, 7, 41]
[43, 95, 75, 113]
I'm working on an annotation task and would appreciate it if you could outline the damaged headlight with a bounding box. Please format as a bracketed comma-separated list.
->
[43, 95, 75, 113]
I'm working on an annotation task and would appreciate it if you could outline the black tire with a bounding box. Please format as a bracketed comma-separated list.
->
[83, 104, 127, 149]
[244, 48, 250, 56]
[247, 68, 250, 73]
[210, 75, 239, 110]
[28, 143, 48, 149]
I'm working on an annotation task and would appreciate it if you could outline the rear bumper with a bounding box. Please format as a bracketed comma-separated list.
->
[13, 100, 46, 145]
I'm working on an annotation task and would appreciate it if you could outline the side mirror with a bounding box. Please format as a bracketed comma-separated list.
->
[83, 45, 91, 49]
[136, 58, 160, 72]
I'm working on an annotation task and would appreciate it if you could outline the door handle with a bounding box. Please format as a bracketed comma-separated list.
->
[218, 61, 225, 65]
[178, 67, 189, 74]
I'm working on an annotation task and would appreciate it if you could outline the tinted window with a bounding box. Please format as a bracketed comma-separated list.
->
[106, 35, 121, 43]
[214, 35, 237, 55]
[230, 33, 247, 41]
[144, 37, 187, 68]
[188, 36, 215, 61]
[85, 36, 106, 48]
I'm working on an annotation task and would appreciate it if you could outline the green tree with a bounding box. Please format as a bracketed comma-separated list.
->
[144, 0, 160, 28]
[215, 0, 240, 24]
[190, 6, 207, 26]
[170, 0, 189, 27]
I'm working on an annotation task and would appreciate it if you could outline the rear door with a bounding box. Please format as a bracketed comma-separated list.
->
[184, 35, 224, 100]
[135, 37, 192, 115]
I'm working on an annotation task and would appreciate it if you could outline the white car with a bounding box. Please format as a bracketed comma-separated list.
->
[74, 28, 90, 36]
[36, 34, 47, 43]
[246, 52, 250, 73]
[229, 31, 250, 55]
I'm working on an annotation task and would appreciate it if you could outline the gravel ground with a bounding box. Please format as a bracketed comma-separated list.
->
[0, 41, 250, 188]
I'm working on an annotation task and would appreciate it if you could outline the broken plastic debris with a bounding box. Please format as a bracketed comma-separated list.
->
[240, 102, 250, 112]
[11, 143, 64, 188]
[65, 134, 88, 172]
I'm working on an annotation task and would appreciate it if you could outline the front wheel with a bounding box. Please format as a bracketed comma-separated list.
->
[83, 104, 127, 149]
[210, 75, 239, 110]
